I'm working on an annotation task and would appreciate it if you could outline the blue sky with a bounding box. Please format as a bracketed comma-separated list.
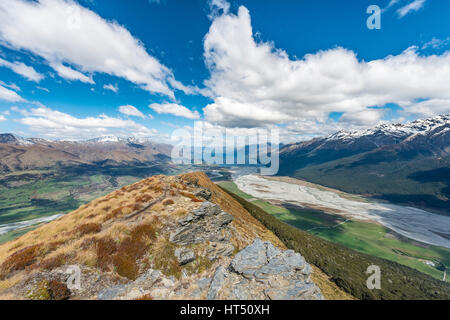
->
[0, 0, 449, 142]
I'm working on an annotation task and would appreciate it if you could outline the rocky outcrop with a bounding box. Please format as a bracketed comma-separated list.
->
[94, 201, 323, 300]
[98, 269, 177, 300]
[206, 239, 323, 300]
[170, 201, 234, 245]
[98, 239, 323, 300]
[194, 188, 212, 201]
[169, 201, 235, 262]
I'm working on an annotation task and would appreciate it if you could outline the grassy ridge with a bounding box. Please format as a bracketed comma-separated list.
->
[220, 185, 450, 300]
[0, 164, 225, 244]
[0, 165, 173, 244]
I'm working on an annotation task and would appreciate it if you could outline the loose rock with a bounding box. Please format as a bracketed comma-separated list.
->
[175, 248, 196, 265]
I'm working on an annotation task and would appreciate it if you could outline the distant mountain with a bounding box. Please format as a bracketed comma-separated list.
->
[85, 135, 155, 144]
[0, 134, 160, 146]
[0, 133, 34, 146]
[280, 115, 450, 170]
[0, 134, 173, 173]
[278, 115, 450, 213]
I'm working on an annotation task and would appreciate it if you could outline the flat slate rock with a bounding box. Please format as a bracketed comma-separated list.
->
[207, 238, 324, 300]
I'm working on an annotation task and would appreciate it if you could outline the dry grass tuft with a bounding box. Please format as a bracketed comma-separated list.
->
[150, 184, 163, 193]
[152, 203, 164, 213]
[47, 240, 66, 252]
[39, 253, 68, 270]
[135, 194, 153, 203]
[180, 191, 203, 203]
[134, 293, 153, 300]
[0, 273, 24, 290]
[94, 237, 117, 272]
[75, 223, 102, 236]
[173, 208, 187, 218]
[132, 202, 144, 211]
[27, 279, 70, 300]
[46, 280, 71, 300]
[151, 238, 181, 280]
[105, 207, 124, 221]
[112, 222, 157, 280]
[112, 253, 139, 280]
[0, 244, 43, 279]
[162, 199, 174, 206]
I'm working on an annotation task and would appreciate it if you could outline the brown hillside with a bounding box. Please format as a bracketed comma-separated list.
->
[0, 172, 352, 300]
[0, 140, 172, 173]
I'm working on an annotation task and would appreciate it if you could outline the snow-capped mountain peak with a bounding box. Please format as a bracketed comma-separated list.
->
[0, 133, 35, 146]
[86, 135, 127, 143]
[326, 115, 450, 143]
[85, 135, 153, 144]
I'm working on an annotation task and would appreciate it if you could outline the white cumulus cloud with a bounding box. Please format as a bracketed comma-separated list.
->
[0, 58, 44, 82]
[201, 5, 450, 134]
[49, 62, 94, 83]
[0, 84, 25, 102]
[118, 105, 145, 118]
[19, 106, 158, 140]
[103, 83, 119, 93]
[397, 0, 426, 18]
[0, 0, 193, 98]
[149, 103, 200, 119]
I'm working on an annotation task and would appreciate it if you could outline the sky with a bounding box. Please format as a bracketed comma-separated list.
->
[0, 0, 449, 143]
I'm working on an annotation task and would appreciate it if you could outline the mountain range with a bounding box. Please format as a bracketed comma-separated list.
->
[2, 114, 449, 212]
[0, 134, 172, 174]
[279, 115, 450, 213]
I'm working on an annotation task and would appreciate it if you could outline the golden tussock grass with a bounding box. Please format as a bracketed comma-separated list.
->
[162, 198, 174, 206]
[0, 244, 43, 279]
[75, 223, 102, 236]
[0, 273, 24, 290]
[180, 191, 203, 203]
[75, 247, 97, 267]
[134, 293, 153, 300]
[151, 237, 181, 280]
[151, 203, 164, 213]
[38, 253, 69, 270]
[173, 208, 188, 218]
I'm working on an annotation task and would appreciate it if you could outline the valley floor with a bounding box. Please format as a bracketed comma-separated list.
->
[219, 180, 450, 283]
